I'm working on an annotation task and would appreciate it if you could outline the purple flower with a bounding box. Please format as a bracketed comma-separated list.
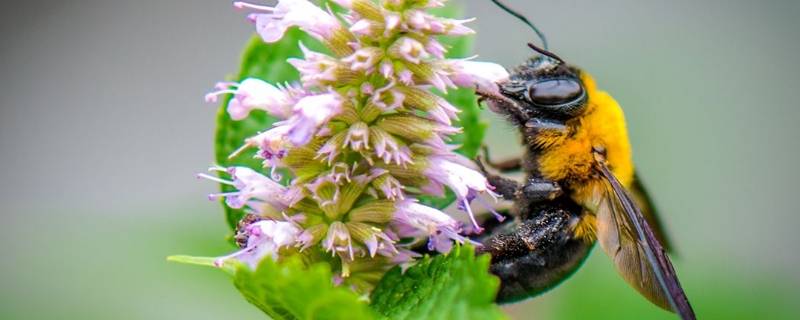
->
[225, 124, 293, 178]
[316, 131, 347, 165]
[379, 61, 394, 79]
[214, 220, 301, 269]
[398, 69, 415, 86]
[305, 175, 343, 212]
[362, 229, 396, 258]
[234, 0, 341, 43]
[205, 78, 294, 120]
[348, 19, 382, 37]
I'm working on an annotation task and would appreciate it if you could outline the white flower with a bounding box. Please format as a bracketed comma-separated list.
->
[286, 93, 344, 146]
[379, 61, 394, 79]
[235, 0, 341, 43]
[200, 166, 301, 211]
[423, 155, 498, 232]
[215, 220, 302, 269]
[205, 78, 294, 120]
[390, 37, 429, 64]
[362, 231, 396, 258]
[349, 19, 377, 36]
[322, 221, 354, 260]
[444, 59, 509, 96]
[288, 43, 342, 87]
[343, 122, 370, 151]
[392, 200, 473, 253]
[343, 47, 384, 72]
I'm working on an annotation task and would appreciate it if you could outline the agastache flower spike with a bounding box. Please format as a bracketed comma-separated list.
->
[425, 39, 446, 59]
[371, 82, 405, 111]
[200, 0, 509, 292]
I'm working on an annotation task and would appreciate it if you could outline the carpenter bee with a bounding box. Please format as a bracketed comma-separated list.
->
[474, 1, 695, 319]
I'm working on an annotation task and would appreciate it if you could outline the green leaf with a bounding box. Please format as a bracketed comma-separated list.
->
[233, 256, 377, 320]
[369, 246, 506, 320]
[446, 86, 486, 159]
[418, 4, 488, 209]
[214, 29, 328, 230]
[167, 255, 236, 275]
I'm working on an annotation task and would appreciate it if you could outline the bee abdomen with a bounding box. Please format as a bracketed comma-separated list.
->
[477, 200, 593, 303]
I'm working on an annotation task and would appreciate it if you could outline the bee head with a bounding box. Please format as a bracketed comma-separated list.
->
[499, 44, 588, 119]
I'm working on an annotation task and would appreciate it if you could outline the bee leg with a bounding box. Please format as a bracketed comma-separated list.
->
[524, 118, 568, 135]
[481, 145, 523, 172]
[519, 177, 563, 203]
[476, 156, 521, 201]
[476, 200, 592, 303]
[475, 85, 530, 126]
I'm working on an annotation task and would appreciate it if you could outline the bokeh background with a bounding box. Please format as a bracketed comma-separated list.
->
[1, 0, 798, 319]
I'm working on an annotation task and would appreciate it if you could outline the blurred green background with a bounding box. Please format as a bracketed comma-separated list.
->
[1, 0, 798, 319]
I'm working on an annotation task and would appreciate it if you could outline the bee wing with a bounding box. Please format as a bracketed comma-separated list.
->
[630, 172, 674, 253]
[594, 162, 695, 320]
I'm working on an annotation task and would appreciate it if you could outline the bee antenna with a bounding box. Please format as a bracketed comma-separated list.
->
[527, 42, 565, 64]
[490, 0, 549, 50]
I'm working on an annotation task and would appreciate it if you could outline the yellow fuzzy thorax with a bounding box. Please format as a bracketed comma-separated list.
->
[535, 72, 634, 210]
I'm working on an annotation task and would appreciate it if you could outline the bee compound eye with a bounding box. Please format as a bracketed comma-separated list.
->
[527, 79, 584, 106]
